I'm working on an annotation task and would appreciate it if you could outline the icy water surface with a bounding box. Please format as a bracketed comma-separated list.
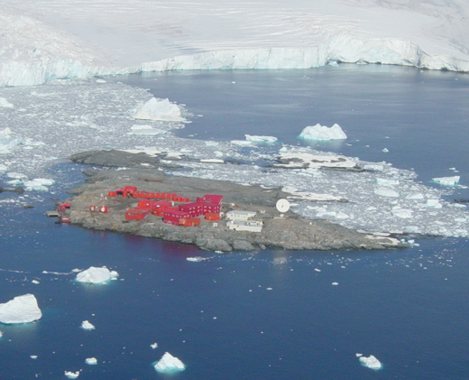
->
[0, 65, 468, 379]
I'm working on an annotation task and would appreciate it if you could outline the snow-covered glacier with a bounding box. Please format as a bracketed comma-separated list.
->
[1, 0, 469, 86]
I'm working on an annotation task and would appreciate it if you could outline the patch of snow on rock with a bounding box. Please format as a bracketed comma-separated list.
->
[299, 123, 347, 141]
[154, 352, 186, 374]
[75, 266, 119, 284]
[135, 98, 185, 122]
[0, 294, 42, 324]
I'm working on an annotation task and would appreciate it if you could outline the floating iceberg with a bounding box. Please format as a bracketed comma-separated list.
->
[356, 353, 382, 370]
[134, 98, 185, 122]
[81, 320, 95, 331]
[150, 342, 158, 350]
[64, 370, 80, 379]
[0, 97, 14, 108]
[75, 266, 119, 284]
[0, 330, 3, 338]
[85, 357, 98, 365]
[432, 176, 460, 187]
[298, 123, 347, 141]
[245, 135, 278, 145]
[154, 352, 186, 374]
[0, 294, 42, 324]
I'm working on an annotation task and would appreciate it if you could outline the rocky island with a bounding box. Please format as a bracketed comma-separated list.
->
[56, 150, 402, 252]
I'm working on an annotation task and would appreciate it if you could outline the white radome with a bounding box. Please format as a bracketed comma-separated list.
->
[276, 199, 290, 213]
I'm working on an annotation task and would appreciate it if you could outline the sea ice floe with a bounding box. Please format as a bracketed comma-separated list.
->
[0, 97, 14, 108]
[298, 123, 347, 141]
[64, 370, 80, 379]
[356, 353, 382, 370]
[134, 97, 186, 122]
[80, 320, 95, 331]
[432, 176, 460, 187]
[75, 266, 119, 284]
[374, 187, 399, 198]
[30, 355, 38, 360]
[23, 178, 55, 192]
[154, 352, 186, 374]
[0, 330, 3, 338]
[128, 124, 159, 136]
[425, 199, 442, 209]
[186, 257, 208, 262]
[0, 294, 42, 324]
[85, 357, 98, 365]
[244, 134, 278, 145]
[0, 129, 20, 155]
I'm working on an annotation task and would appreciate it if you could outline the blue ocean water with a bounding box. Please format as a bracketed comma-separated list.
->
[0, 65, 468, 379]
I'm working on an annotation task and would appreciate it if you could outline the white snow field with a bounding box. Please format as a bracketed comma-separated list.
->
[75, 266, 119, 284]
[0, 294, 42, 324]
[1, 0, 469, 86]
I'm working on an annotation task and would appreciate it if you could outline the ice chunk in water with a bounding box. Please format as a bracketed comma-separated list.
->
[374, 187, 399, 197]
[0, 97, 14, 108]
[64, 370, 80, 379]
[356, 353, 382, 370]
[298, 123, 347, 141]
[245, 134, 278, 145]
[75, 266, 119, 284]
[24, 178, 55, 192]
[432, 176, 460, 187]
[0, 294, 42, 324]
[154, 352, 186, 374]
[134, 98, 185, 122]
[85, 357, 98, 365]
[81, 320, 95, 330]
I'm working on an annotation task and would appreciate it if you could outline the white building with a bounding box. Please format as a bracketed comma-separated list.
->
[225, 210, 257, 221]
[227, 220, 263, 233]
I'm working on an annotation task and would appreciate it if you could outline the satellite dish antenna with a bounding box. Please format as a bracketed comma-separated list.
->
[276, 199, 290, 213]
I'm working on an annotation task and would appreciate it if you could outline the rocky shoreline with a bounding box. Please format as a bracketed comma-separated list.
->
[62, 150, 402, 252]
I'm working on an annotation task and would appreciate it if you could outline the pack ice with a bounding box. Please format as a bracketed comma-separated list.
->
[75, 266, 119, 284]
[0, 294, 42, 324]
[298, 123, 347, 141]
[154, 352, 186, 374]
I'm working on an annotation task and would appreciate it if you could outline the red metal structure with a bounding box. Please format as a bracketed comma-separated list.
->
[125, 208, 149, 221]
[107, 186, 224, 227]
